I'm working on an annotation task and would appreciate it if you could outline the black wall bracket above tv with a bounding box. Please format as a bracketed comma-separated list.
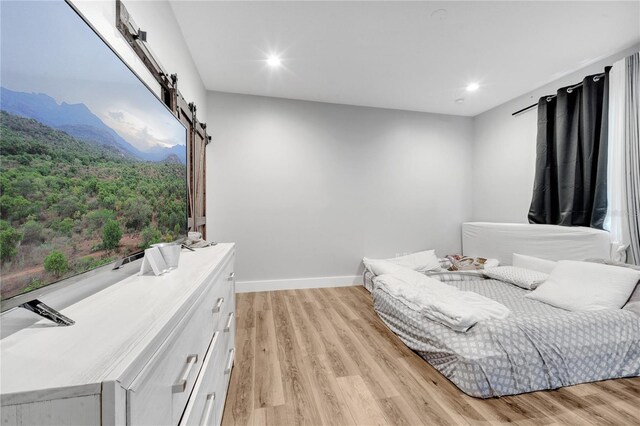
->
[19, 299, 75, 326]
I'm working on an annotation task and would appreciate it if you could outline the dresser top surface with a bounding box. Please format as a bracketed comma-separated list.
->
[0, 243, 234, 403]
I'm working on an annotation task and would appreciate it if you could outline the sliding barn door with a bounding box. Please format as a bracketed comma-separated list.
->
[115, 0, 208, 240]
[176, 94, 207, 239]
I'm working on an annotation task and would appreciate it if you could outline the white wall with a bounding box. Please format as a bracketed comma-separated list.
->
[471, 44, 640, 223]
[207, 92, 473, 285]
[70, 0, 207, 118]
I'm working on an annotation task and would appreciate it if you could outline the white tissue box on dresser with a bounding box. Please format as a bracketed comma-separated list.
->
[1, 243, 236, 426]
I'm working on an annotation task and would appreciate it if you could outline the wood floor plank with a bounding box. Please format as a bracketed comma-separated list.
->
[254, 291, 271, 313]
[557, 387, 634, 426]
[253, 308, 285, 408]
[492, 396, 554, 426]
[283, 290, 325, 358]
[301, 354, 357, 426]
[376, 396, 425, 426]
[537, 389, 617, 426]
[263, 405, 294, 426]
[295, 288, 324, 310]
[250, 407, 267, 426]
[340, 287, 387, 324]
[221, 326, 255, 426]
[324, 287, 361, 321]
[308, 288, 334, 311]
[270, 291, 324, 426]
[302, 295, 361, 378]
[564, 382, 597, 398]
[344, 342, 455, 425]
[223, 286, 640, 426]
[504, 392, 582, 426]
[348, 317, 413, 362]
[593, 380, 640, 418]
[336, 375, 387, 426]
[582, 394, 640, 426]
[341, 290, 415, 358]
[470, 397, 534, 425]
[398, 355, 486, 425]
[319, 303, 400, 399]
[619, 378, 640, 398]
[237, 292, 256, 330]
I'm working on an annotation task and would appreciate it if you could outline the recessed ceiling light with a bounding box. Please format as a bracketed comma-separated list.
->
[466, 83, 480, 92]
[267, 54, 282, 67]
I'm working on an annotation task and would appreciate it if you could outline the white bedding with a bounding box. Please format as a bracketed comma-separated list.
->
[373, 268, 510, 332]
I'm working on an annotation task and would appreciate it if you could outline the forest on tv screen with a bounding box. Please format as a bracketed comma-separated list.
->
[0, 111, 187, 300]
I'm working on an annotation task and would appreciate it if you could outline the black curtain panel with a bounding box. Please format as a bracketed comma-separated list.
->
[528, 69, 610, 229]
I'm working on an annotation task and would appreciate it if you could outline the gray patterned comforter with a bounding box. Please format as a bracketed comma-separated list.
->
[372, 278, 640, 398]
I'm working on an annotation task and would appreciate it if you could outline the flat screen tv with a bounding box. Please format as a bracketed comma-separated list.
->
[0, 1, 188, 302]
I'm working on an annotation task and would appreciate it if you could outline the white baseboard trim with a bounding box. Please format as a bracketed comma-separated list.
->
[236, 275, 362, 293]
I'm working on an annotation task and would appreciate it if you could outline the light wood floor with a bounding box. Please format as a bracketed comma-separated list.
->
[221, 286, 640, 426]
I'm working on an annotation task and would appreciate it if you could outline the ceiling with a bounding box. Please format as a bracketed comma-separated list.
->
[170, 1, 640, 116]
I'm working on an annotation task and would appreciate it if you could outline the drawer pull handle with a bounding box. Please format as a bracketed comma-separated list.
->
[227, 272, 235, 282]
[224, 348, 235, 374]
[224, 312, 234, 332]
[200, 392, 216, 426]
[172, 354, 198, 393]
[212, 297, 224, 313]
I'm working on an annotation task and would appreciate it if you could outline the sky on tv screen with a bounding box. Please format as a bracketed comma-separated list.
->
[1, 1, 186, 154]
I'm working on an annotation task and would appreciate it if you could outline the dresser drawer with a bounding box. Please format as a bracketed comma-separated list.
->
[179, 332, 226, 426]
[216, 315, 235, 425]
[219, 345, 235, 403]
[180, 269, 235, 426]
[209, 260, 233, 328]
[199, 346, 234, 426]
[127, 256, 234, 425]
[179, 333, 234, 425]
[128, 305, 207, 424]
[220, 266, 235, 344]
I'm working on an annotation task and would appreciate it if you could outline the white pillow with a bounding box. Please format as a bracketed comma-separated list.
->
[526, 260, 640, 311]
[363, 250, 440, 275]
[584, 258, 640, 316]
[362, 258, 404, 276]
[484, 266, 548, 290]
[391, 249, 441, 272]
[512, 253, 557, 274]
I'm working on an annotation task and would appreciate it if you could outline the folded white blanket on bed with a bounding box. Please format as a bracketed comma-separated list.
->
[374, 268, 510, 332]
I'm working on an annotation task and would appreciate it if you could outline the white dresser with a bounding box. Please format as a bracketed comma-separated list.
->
[0, 244, 235, 426]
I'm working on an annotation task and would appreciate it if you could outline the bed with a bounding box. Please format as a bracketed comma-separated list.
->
[372, 275, 640, 398]
[365, 223, 639, 398]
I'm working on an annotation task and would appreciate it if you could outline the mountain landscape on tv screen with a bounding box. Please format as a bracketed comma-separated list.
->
[0, 93, 187, 300]
[0, 87, 187, 164]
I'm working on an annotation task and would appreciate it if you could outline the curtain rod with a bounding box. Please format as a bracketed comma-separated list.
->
[511, 72, 606, 117]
